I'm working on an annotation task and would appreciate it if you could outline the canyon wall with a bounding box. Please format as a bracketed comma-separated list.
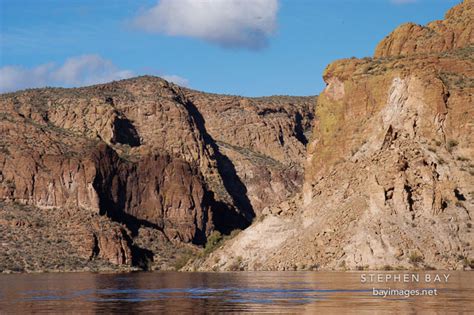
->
[198, 0, 473, 271]
[0, 77, 314, 271]
[2, 0, 471, 273]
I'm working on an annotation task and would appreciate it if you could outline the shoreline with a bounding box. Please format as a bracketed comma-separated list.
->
[3, 267, 472, 275]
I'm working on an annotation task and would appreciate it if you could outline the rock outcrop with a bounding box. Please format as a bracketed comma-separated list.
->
[0, 77, 314, 272]
[197, 0, 473, 271]
[375, 0, 473, 57]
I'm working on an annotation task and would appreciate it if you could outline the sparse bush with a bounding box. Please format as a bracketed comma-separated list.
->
[409, 252, 423, 264]
[229, 262, 240, 271]
[447, 139, 459, 152]
[173, 251, 193, 271]
[229, 256, 243, 271]
[461, 257, 474, 269]
[204, 231, 223, 255]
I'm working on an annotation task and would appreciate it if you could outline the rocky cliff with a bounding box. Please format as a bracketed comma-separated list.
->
[197, 0, 473, 271]
[375, 0, 472, 58]
[2, 1, 472, 273]
[0, 77, 314, 272]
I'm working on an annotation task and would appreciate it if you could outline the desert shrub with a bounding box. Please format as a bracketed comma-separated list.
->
[409, 252, 424, 264]
[447, 139, 459, 152]
[204, 231, 223, 255]
[173, 251, 193, 271]
[200, 229, 243, 258]
[228, 256, 243, 271]
[462, 257, 474, 269]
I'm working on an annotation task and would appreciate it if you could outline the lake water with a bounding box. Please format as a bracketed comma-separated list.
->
[0, 271, 473, 313]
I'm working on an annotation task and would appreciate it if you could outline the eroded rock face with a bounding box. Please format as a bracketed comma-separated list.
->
[91, 145, 213, 244]
[185, 92, 314, 215]
[197, 1, 473, 272]
[0, 76, 314, 271]
[375, 0, 473, 57]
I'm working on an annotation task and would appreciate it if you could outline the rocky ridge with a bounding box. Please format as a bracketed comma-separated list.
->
[0, 78, 314, 272]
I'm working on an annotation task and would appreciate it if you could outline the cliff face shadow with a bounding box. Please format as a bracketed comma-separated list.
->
[113, 117, 141, 147]
[294, 112, 309, 146]
[178, 94, 255, 231]
[211, 200, 251, 235]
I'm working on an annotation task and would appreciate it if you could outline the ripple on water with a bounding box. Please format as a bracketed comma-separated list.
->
[0, 271, 472, 313]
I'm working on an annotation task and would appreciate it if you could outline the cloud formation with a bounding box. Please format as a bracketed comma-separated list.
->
[133, 0, 279, 50]
[0, 55, 134, 93]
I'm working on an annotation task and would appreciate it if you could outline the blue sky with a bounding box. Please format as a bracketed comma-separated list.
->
[0, 0, 460, 96]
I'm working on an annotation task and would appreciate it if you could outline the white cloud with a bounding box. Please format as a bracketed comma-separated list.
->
[0, 55, 134, 93]
[390, 0, 418, 4]
[161, 74, 189, 87]
[133, 0, 279, 50]
[0, 63, 55, 93]
[52, 55, 134, 86]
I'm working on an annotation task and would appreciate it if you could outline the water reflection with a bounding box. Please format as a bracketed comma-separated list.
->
[0, 272, 472, 313]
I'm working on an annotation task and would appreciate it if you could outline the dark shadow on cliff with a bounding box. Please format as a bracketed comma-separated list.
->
[113, 117, 141, 147]
[175, 92, 255, 230]
[91, 145, 211, 248]
[294, 112, 309, 145]
[128, 238, 154, 271]
[92, 193, 155, 270]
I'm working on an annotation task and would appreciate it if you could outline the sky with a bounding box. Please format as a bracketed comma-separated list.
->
[0, 0, 461, 96]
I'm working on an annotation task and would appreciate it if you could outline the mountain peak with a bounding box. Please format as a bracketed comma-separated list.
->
[375, 0, 473, 58]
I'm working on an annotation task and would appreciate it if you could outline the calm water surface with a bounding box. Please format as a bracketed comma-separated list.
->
[0, 271, 473, 313]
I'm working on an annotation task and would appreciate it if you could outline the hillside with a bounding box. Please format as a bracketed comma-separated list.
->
[0, 77, 315, 272]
